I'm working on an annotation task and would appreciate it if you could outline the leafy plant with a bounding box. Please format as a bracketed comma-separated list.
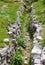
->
[10, 48, 23, 65]
[16, 34, 26, 49]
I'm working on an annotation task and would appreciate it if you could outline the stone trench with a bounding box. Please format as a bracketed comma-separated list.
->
[30, 3, 45, 65]
[0, 2, 45, 65]
[0, 6, 25, 65]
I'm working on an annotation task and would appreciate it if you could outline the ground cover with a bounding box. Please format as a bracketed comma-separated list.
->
[33, 0, 45, 24]
[0, 1, 22, 47]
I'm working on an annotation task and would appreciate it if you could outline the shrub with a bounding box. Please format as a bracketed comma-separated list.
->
[10, 48, 23, 65]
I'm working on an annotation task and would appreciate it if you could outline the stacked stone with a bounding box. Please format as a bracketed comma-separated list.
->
[0, 17, 21, 65]
[7, 5, 24, 49]
[30, 4, 44, 65]
[41, 47, 45, 64]
[0, 47, 9, 65]
[31, 20, 43, 65]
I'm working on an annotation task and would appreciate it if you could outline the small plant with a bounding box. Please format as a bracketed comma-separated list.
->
[10, 48, 23, 65]
[16, 34, 26, 49]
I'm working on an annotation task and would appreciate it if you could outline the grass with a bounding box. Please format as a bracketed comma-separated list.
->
[0, 1, 22, 47]
[33, 0, 45, 24]
[16, 11, 30, 49]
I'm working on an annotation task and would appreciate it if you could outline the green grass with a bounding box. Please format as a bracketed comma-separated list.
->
[0, 1, 22, 47]
[33, 0, 45, 24]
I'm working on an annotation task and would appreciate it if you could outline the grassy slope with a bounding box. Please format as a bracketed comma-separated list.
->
[33, 0, 45, 24]
[0, 1, 22, 47]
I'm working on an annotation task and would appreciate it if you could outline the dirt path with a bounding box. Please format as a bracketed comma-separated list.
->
[23, 21, 31, 65]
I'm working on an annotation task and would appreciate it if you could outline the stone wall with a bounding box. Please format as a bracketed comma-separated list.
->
[0, 6, 24, 65]
[30, 4, 45, 65]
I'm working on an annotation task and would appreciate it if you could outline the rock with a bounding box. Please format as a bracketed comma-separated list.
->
[33, 32, 39, 38]
[32, 55, 41, 59]
[0, 46, 9, 56]
[34, 63, 43, 65]
[19, 6, 24, 12]
[34, 24, 39, 28]
[7, 31, 12, 35]
[36, 36, 43, 41]
[33, 39, 38, 44]
[41, 47, 45, 61]
[31, 46, 42, 55]
[8, 27, 13, 31]
[17, 11, 22, 16]
[34, 58, 41, 64]
[16, 17, 20, 25]
[11, 24, 16, 28]
[3, 38, 9, 43]
[16, 29, 20, 36]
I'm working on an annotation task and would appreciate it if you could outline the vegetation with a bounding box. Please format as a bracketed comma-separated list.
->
[33, 0, 45, 24]
[33, 0, 45, 47]
[17, 34, 26, 49]
[10, 48, 23, 65]
[0, 0, 45, 65]
[30, 0, 38, 3]
[0, 1, 22, 47]
[0, 0, 14, 3]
